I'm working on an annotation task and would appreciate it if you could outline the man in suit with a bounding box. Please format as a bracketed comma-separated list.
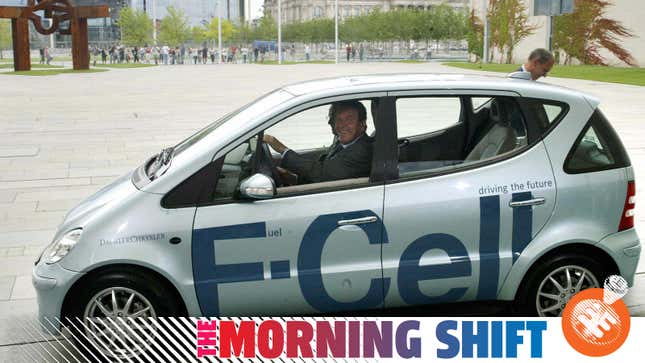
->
[518, 48, 555, 81]
[263, 101, 373, 184]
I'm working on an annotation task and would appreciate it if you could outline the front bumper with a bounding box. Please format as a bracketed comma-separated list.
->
[596, 228, 641, 287]
[32, 261, 84, 334]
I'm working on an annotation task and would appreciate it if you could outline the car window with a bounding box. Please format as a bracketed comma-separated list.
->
[267, 100, 375, 150]
[396, 96, 528, 178]
[212, 136, 257, 200]
[396, 97, 461, 138]
[521, 99, 568, 136]
[543, 104, 563, 124]
[472, 97, 492, 111]
[264, 100, 376, 191]
[564, 110, 630, 173]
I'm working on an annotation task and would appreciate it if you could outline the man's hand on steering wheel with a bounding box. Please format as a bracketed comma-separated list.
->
[259, 134, 287, 187]
[262, 134, 288, 154]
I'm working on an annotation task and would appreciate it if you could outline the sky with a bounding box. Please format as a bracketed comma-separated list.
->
[250, 0, 263, 20]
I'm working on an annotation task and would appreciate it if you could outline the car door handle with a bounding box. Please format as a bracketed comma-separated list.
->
[338, 216, 378, 226]
[509, 197, 546, 208]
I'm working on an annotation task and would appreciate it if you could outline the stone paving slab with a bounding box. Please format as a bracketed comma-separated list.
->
[1, 255, 40, 276]
[0, 146, 39, 158]
[0, 178, 90, 191]
[10, 275, 36, 300]
[35, 199, 82, 213]
[0, 276, 15, 301]
[0, 191, 17, 203]
[0, 230, 54, 248]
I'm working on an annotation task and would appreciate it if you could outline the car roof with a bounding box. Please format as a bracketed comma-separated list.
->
[281, 73, 598, 108]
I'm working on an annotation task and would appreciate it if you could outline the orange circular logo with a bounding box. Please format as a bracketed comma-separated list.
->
[561, 287, 630, 356]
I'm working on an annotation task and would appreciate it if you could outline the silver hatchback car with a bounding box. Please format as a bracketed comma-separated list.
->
[33, 74, 640, 329]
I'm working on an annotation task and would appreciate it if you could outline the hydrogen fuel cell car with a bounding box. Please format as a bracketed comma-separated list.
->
[34, 74, 640, 331]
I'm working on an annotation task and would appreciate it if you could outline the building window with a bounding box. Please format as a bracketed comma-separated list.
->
[313, 6, 322, 18]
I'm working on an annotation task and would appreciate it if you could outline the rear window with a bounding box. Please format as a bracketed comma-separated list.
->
[519, 98, 568, 138]
[564, 110, 630, 174]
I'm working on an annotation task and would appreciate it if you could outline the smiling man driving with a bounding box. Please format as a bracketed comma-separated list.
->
[263, 100, 373, 184]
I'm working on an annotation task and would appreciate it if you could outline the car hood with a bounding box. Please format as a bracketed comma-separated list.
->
[60, 171, 138, 230]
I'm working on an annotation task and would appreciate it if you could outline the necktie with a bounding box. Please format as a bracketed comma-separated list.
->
[326, 142, 343, 160]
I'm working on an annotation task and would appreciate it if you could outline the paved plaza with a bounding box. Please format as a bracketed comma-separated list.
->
[1, 61, 644, 360]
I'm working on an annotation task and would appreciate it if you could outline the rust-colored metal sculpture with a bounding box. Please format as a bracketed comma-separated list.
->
[0, 0, 109, 71]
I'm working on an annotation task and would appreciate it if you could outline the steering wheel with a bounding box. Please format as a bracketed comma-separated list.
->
[257, 141, 283, 187]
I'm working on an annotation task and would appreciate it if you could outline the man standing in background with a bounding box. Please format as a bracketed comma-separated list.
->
[518, 48, 555, 81]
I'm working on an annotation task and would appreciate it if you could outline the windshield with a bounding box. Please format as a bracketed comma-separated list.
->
[137, 89, 293, 183]
[172, 89, 293, 156]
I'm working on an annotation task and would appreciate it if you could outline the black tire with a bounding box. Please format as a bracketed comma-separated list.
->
[515, 254, 609, 317]
[62, 267, 183, 362]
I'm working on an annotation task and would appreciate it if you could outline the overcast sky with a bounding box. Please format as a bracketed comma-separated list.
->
[250, 0, 263, 20]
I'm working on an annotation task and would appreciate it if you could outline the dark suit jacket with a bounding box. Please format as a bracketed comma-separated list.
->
[281, 134, 373, 184]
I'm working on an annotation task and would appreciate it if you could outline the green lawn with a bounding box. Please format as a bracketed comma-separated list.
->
[260, 60, 335, 65]
[0, 63, 64, 69]
[443, 62, 645, 86]
[2, 68, 109, 76]
[396, 59, 426, 64]
[0, 56, 73, 63]
[94, 63, 158, 68]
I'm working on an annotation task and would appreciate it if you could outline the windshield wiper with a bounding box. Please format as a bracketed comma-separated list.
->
[147, 147, 174, 180]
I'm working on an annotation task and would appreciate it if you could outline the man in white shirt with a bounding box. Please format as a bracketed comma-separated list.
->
[518, 48, 555, 81]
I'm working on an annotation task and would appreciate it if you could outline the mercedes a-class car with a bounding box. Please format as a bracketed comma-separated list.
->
[34, 73, 640, 333]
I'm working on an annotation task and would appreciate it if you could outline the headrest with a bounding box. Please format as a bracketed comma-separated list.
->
[489, 98, 510, 126]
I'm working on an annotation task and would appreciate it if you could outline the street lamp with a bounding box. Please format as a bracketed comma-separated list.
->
[482, 0, 489, 63]
[152, 0, 157, 44]
[278, 0, 282, 64]
[335, 0, 338, 64]
[218, 0, 222, 64]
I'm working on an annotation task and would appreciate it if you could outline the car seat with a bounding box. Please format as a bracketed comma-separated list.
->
[465, 98, 518, 162]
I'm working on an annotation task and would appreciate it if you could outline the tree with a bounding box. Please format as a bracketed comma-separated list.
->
[204, 17, 235, 44]
[232, 21, 253, 44]
[118, 7, 153, 46]
[158, 6, 190, 47]
[504, 0, 537, 63]
[253, 14, 277, 40]
[467, 9, 484, 62]
[0, 19, 11, 59]
[487, 0, 537, 63]
[554, 0, 636, 66]
[191, 25, 206, 45]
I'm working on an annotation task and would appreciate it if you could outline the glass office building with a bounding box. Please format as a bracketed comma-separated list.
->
[50, 0, 244, 48]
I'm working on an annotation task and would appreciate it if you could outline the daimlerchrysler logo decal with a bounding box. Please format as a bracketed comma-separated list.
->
[99, 233, 165, 246]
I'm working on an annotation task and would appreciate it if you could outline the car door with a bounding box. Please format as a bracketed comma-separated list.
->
[381, 92, 557, 308]
[191, 96, 389, 316]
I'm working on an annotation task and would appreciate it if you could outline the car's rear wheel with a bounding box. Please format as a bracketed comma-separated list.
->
[63, 267, 183, 361]
[516, 254, 607, 317]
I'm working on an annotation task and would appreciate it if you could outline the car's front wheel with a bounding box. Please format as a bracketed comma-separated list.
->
[516, 254, 607, 317]
[63, 267, 183, 361]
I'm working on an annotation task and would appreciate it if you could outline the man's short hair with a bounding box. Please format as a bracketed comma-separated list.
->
[528, 48, 554, 64]
[328, 100, 367, 125]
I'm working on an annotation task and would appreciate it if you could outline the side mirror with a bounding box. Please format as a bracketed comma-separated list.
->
[239, 173, 276, 200]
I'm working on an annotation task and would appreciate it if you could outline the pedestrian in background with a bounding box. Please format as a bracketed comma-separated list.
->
[518, 48, 555, 81]
[44, 47, 52, 65]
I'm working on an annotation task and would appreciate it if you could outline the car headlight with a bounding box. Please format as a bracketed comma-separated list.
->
[45, 229, 82, 264]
